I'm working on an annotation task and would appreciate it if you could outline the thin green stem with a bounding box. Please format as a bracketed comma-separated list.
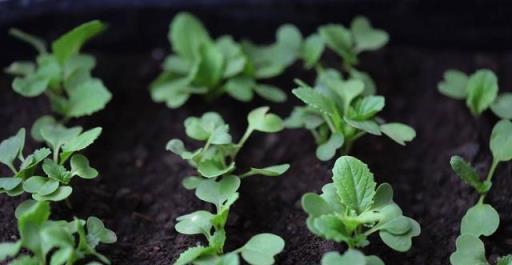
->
[7, 163, 18, 175]
[232, 127, 253, 159]
[478, 159, 499, 204]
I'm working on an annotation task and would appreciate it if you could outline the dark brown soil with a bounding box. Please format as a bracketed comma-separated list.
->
[1, 47, 511, 265]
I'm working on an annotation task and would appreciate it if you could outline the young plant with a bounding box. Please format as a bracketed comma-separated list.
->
[0, 200, 116, 265]
[302, 156, 420, 264]
[286, 76, 416, 161]
[5, 20, 111, 120]
[0, 122, 101, 201]
[150, 12, 302, 108]
[449, 119, 512, 265]
[438, 69, 512, 119]
[167, 107, 288, 265]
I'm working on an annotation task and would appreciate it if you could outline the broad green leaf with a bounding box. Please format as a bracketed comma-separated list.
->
[18, 201, 50, 255]
[344, 118, 381, 135]
[349, 96, 385, 120]
[320, 183, 345, 213]
[498, 255, 512, 265]
[0, 177, 22, 191]
[312, 214, 350, 242]
[0, 128, 25, 168]
[380, 123, 416, 145]
[7, 255, 39, 265]
[379, 216, 412, 235]
[163, 55, 191, 74]
[318, 24, 354, 63]
[450, 156, 490, 193]
[449, 235, 489, 265]
[321, 250, 366, 265]
[379, 218, 420, 252]
[63, 54, 96, 78]
[15, 200, 38, 219]
[169, 12, 212, 60]
[150, 76, 191, 108]
[31, 115, 57, 142]
[224, 76, 255, 102]
[182, 176, 202, 190]
[195, 175, 240, 206]
[197, 160, 235, 179]
[254, 84, 287, 103]
[12, 75, 49, 97]
[490, 119, 512, 162]
[41, 125, 82, 152]
[32, 186, 72, 201]
[174, 246, 213, 265]
[71, 154, 98, 179]
[86, 216, 117, 248]
[351, 16, 389, 52]
[438, 70, 468, 99]
[242, 164, 290, 177]
[240, 233, 285, 265]
[461, 204, 499, 237]
[292, 82, 335, 115]
[466, 69, 498, 115]
[301, 193, 333, 217]
[491, 93, 512, 119]
[52, 20, 106, 65]
[175, 210, 214, 235]
[316, 133, 344, 161]
[301, 34, 325, 69]
[66, 79, 111, 117]
[5, 61, 35, 76]
[350, 69, 376, 95]
[19, 148, 51, 176]
[9, 28, 47, 54]
[0, 241, 21, 260]
[332, 156, 376, 213]
[192, 43, 224, 87]
[372, 183, 393, 209]
[247, 107, 284, 133]
[22, 176, 59, 196]
[62, 127, 102, 154]
[43, 159, 72, 184]
[337, 79, 365, 112]
[49, 247, 74, 265]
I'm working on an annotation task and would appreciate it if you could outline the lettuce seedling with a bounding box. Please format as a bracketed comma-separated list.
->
[320, 249, 384, 265]
[167, 107, 288, 264]
[150, 12, 301, 108]
[438, 69, 512, 119]
[0, 200, 116, 265]
[302, 156, 420, 264]
[449, 119, 512, 265]
[5, 20, 111, 119]
[286, 76, 415, 161]
[0, 122, 101, 201]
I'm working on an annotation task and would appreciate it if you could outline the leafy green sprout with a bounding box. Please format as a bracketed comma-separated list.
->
[150, 12, 302, 108]
[285, 75, 416, 161]
[5, 20, 111, 120]
[449, 119, 512, 265]
[0, 200, 116, 265]
[166, 107, 288, 264]
[0, 120, 102, 201]
[438, 69, 512, 119]
[302, 156, 420, 264]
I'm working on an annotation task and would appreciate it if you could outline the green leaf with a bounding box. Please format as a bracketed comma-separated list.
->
[349, 96, 385, 120]
[301, 193, 333, 217]
[247, 107, 284, 133]
[316, 133, 344, 161]
[438, 70, 468, 99]
[150, 76, 191, 108]
[9, 28, 47, 54]
[0, 128, 25, 168]
[379, 217, 420, 252]
[174, 246, 213, 265]
[242, 164, 290, 177]
[61, 127, 102, 156]
[192, 43, 224, 87]
[332, 156, 376, 213]
[0, 177, 23, 191]
[71, 154, 98, 179]
[449, 235, 489, 265]
[175, 210, 214, 235]
[318, 24, 354, 63]
[372, 183, 393, 209]
[166, 139, 187, 155]
[292, 82, 335, 115]
[41, 125, 82, 151]
[32, 186, 72, 201]
[491, 93, 512, 119]
[253, 84, 287, 103]
[169, 12, 212, 61]
[5, 61, 35, 76]
[497, 255, 512, 265]
[52, 20, 106, 65]
[182, 176, 202, 190]
[65, 79, 111, 117]
[351, 16, 389, 52]
[336, 79, 365, 112]
[344, 118, 381, 135]
[490, 119, 512, 162]
[450, 156, 490, 193]
[380, 123, 416, 145]
[224, 76, 255, 102]
[301, 34, 325, 69]
[163, 55, 191, 74]
[195, 175, 240, 206]
[31, 115, 57, 142]
[461, 204, 499, 237]
[466, 69, 498, 115]
[86, 216, 117, 248]
[12, 75, 49, 97]
[22, 176, 59, 196]
[240, 233, 285, 265]
[43, 159, 72, 184]
[321, 250, 366, 265]
[197, 160, 235, 179]
[18, 200, 50, 255]
[0, 241, 21, 260]
[350, 69, 376, 96]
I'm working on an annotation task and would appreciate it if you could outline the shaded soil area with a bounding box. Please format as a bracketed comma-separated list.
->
[1, 47, 512, 265]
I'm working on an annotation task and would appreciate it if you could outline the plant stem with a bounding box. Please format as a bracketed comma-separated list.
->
[233, 127, 253, 159]
[478, 159, 499, 204]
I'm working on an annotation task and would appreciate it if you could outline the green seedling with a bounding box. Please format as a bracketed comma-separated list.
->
[150, 12, 302, 108]
[167, 107, 288, 264]
[299, 16, 389, 95]
[286, 76, 415, 161]
[0, 122, 101, 201]
[320, 249, 384, 265]
[5, 20, 111, 120]
[449, 119, 512, 265]
[302, 156, 420, 264]
[438, 69, 512, 119]
[0, 200, 116, 265]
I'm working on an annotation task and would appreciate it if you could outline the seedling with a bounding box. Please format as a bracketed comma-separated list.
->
[438, 69, 512, 119]
[286, 77, 415, 161]
[167, 107, 288, 264]
[0, 122, 101, 201]
[5, 20, 111, 120]
[302, 156, 420, 264]
[150, 12, 302, 108]
[449, 119, 512, 265]
[0, 200, 116, 265]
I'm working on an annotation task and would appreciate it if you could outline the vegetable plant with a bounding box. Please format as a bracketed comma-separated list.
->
[150, 12, 301, 108]
[449, 119, 512, 265]
[167, 107, 289, 265]
[0, 200, 116, 265]
[286, 77, 416, 161]
[302, 156, 421, 264]
[5, 20, 111, 120]
[438, 69, 512, 119]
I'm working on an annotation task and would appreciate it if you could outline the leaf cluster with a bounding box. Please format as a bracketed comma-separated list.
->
[5, 20, 111, 118]
[150, 12, 301, 108]
[0, 120, 101, 201]
[302, 156, 420, 261]
[167, 107, 288, 264]
[286, 75, 415, 161]
[0, 200, 116, 265]
[320, 249, 384, 265]
[438, 69, 512, 118]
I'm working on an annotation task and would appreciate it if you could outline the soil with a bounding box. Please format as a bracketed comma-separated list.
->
[1, 47, 512, 265]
